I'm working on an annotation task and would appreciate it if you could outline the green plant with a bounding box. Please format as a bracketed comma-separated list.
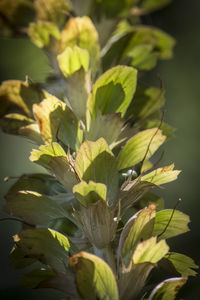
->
[0, 0, 198, 299]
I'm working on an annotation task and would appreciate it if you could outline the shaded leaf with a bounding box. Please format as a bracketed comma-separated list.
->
[132, 237, 169, 264]
[119, 262, 154, 300]
[141, 164, 181, 185]
[118, 204, 156, 263]
[9, 246, 36, 269]
[69, 251, 119, 300]
[139, 0, 173, 14]
[86, 112, 124, 148]
[14, 228, 70, 273]
[59, 16, 100, 67]
[74, 138, 119, 205]
[139, 192, 164, 210]
[144, 120, 174, 139]
[153, 209, 190, 240]
[29, 21, 60, 48]
[21, 268, 55, 288]
[0, 113, 34, 134]
[149, 277, 187, 300]
[88, 66, 137, 119]
[33, 96, 83, 150]
[4, 191, 67, 226]
[30, 143, 78, 192]
[73, 180, 107, 207]
[34, 0, 71, 27]
[161, 252, 198, 277]
[57, 46, 89, 77]
[0, 80, 46, 117]
[117, 128, 166, 170]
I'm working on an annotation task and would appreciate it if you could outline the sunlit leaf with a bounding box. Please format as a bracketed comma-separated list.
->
[4, 191, 67, 226]
[88, 66, 137, 119]
[29, 21, 60, 48]
[117, 128, 166, 170]
[57, 46, 89, 77]
[14, 228, 70, 273]
[73, 181, 107, 207]
[153, 209, 190, 240]
[30, 143, 78, 191]
[133, 237, 169, 264]
[69, 251, 119, 300]
[59, 16, 100, 67]
[141, 164, 181, 185]
[0, 80, 46, 117]
[118, 204, 156, 262]
[161, 252, 198, 277]
[74, 138, 119, 205]
[144, 120, 174, 139]
[33, 96, 83, 150]
[149, 277, 187, 300]
[34, 0, 71, 27]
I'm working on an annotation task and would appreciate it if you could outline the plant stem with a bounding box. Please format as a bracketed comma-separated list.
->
[93, 244, 116, 275]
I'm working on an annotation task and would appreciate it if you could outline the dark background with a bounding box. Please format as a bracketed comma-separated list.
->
[0, 0, 200, 298]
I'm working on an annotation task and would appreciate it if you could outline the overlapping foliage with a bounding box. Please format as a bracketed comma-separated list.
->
[0, 0, 198, 299]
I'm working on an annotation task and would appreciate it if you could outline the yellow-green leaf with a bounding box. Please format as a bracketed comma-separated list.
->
[69, 252, 119, 300]
[140, 0, 173, 14]
[57, 46, 89, 77]
[73, 181, 107, 208]
[133, 237, 169, 264]
[29, 21, 60, 48]
[153, 209, 190, 240]
[88, 66, 137, 119]
[149, 277, 187, 300]
[14, 228, 70, 273]
[141, 164, 181, 185]
[74, 138, 119, 205]
[4, 191, 67, 226]
[59, 16, 100, 67]
[117, 128, 166, 170]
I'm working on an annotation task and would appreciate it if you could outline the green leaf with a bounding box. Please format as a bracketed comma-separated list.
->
[119, 263, 154, 300]
[69, 252, 119, 300]
[33, 96, 83, 150]
[133, 237, 169, 264]
[161, 252, 198, 277]
[74, 138, 119, 205]
[57, 46, 89, 77]
[88, 66, 137, 119]
[34, 0, 71, 27]
[73, 181, 107, 207]
[153, 209, 190, 240]
[143, 120, 174, 139]
[29, 21, 60, 48]
[139, 192, 164, 211]
[21, 269, 55, 288]
[86, 113, 124, 148]
[9, 246, 36, 269]
[30, 143, 78, 192]
[4, 191, 67, 226]
[149, 277, 187, 300]
[14, 228, 70, 273]
[139, 0, 173, 14]
[117, 128, 166, 170]
[118, 204, 156, 261]
[125, 86, 165, 121]
[59, 16, 100, 67]
[0, 80, 46, 117]
[141, 164, 181, 185]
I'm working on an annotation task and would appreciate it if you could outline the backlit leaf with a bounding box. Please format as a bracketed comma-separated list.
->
[117, 128, 166, 170]
[73, 181, 107, 207]
[14, 228, 70, 273]
[57, 46, 89, 77]
[88, 66, 137, 119]
[141, 164, 181, 185]
[69, 252, 119, 300]
[153, 209, 190, 240]
[149, 277, 187, 300]
[29, 21, 60, 48]
[74, 138, 119, 205]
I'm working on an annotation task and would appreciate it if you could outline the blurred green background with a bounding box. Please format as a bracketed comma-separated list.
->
[0, 0, 200, 299]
